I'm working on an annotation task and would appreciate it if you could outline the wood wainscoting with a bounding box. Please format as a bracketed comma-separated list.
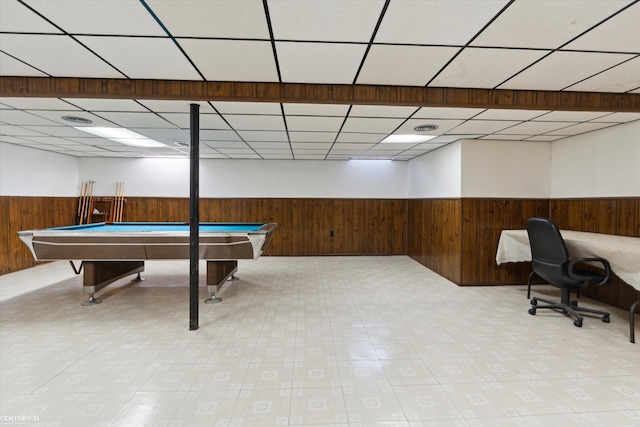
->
[406, 198, 549, 287]
[1, 196, 407, 275]
[550, 198, 640, 310]
[1, 196, 78, 275]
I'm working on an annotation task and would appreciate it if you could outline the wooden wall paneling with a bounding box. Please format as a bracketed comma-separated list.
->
[583, 199, 599, 232]
[475, 200, 494, 284]
[549, 199, 568, 229]
[0, 197, 9, 275]
[8, 197, 28, 271]
[566, 199, 584, 230]
[597, 199, 618, 234]
[617, 199, 637, 237]
[460, 199, 478, 285]
[331, 199, 347, 254]
[490, 200, 508, 284]
[350, 199, 365, 255]
[391, 199, 407, 254]
[504, 199, 523, 284]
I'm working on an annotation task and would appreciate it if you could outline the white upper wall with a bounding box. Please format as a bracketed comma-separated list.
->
[77, 157, 408, 198]
[406, 141, 461, 198]
[460, 139, 551, 198]
[3, 120, 638, 199]
[0, 142, 79, 196]
[550, 120, 640, 198]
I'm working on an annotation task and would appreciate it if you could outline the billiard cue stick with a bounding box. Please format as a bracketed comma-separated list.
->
[79, 180, 89, 225]
[112, 181, 119, 222]
[85, 181, 94, 224]
[118, 181, 124, 222]
[115, 181, 122, 222]
[77, 181, 86, 224]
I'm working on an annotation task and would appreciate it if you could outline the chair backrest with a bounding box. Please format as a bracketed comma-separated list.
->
[526, 217, 572, 285]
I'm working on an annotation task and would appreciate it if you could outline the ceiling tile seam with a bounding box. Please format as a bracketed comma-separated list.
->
[561, 54, 640, 92]
[140, 0, 206, 81]
[279, 103, 295, 159]
[0, 49, 51, 76]
[352, 0, 391, 85]
[323, 105, 354, 160]
[16, 0, 129, 79]
[425, 0, 516, 87]
[207, 101, 263, 159]
[493, 1, 640, 90]
[262, 0, 282, 83]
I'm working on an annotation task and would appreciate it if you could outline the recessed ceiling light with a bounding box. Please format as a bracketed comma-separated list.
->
[381, 134, 437, 143]
[62, 116, 92, 124]
[414, 124, 439, 132]
[74, 127, 166, 147]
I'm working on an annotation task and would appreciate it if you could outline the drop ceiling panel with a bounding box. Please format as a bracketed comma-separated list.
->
[499, 51, 635, 91]
[430, 47, 549, 88]
[394, 119, 465, 135]
[200, 130, 242, 141]
[286, 116, 345, 132]
[238, 130, 288, 142]
[470, 1, 629, 49]
[77, 36, 201, 80]
[0, 109, 61, 126]
[565, 57, 640, 93]
[62, 98, 149, 112]
[450, 120, 522, 134]
[24, 0, 166, 36]
[495, 121, 573, 135]
[430, 135, 484, 143]
[564, 4, 640, 53]
[145, 0, 270, 38]
[1, 98, 80, 111]
[473, 109, 549, 121]
[356, 45, 459, 86]
[276, 42, 367, 84]
[138, 100, 215, 114]
[179, 39, 278, 81]
[160, 113, 229, 130]
[268, 0, 384, 42]
[545, 122, 616, 136]
[349, 105, 418, 118]
[533, 111, 612, 122]
[335, 133, 385, 143]
[223, 115, 285, 131]
[0, 124, 48, 137]
[282, 103, 350, 116]
[341, 117, 405, 133]
[1, 1, 62, 33]
[590, 112, 640, 123]
[94, 112, 177, 128]
[288, 132, 337, 143]
[213, 102, 282, 115]
[375, 0, 510, 44]
[0, 34, 123, 78]
[412, 107, 485, 120]
[0, 52, 48, 77]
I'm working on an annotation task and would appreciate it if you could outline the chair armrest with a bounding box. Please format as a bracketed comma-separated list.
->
[568, 258, 612, 285]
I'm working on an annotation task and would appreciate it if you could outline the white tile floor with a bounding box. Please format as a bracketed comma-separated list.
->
[0, 256, 638, 427]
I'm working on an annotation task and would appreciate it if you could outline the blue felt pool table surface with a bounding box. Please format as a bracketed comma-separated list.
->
[49, 222, 267, 233]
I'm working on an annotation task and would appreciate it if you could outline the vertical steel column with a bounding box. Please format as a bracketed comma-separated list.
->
[189, 103, 200, 330]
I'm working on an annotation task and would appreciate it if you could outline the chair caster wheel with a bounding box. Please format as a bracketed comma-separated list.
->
[574, 319, 583, 327]
[602, 315, 610, 323]
[529, 308, 536, 315]
[531, 298, 538, 306]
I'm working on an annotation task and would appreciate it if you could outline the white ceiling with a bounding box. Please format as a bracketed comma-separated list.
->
[0, 0, 638, 160]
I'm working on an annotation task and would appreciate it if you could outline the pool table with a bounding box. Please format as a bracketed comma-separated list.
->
[18, 222, 277, 305]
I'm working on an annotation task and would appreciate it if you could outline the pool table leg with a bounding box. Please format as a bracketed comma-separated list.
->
[74, 261, 145, 306]
[205, 260, 238, 304]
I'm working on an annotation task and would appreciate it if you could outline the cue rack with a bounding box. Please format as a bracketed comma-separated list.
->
[76, 180, 126, 224]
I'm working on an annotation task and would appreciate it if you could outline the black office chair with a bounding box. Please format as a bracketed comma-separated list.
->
[527, 217, 611, 327]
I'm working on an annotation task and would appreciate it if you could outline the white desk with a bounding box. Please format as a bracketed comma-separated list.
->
[497, 229, 640, 290]
[497, 229, 640, 343]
